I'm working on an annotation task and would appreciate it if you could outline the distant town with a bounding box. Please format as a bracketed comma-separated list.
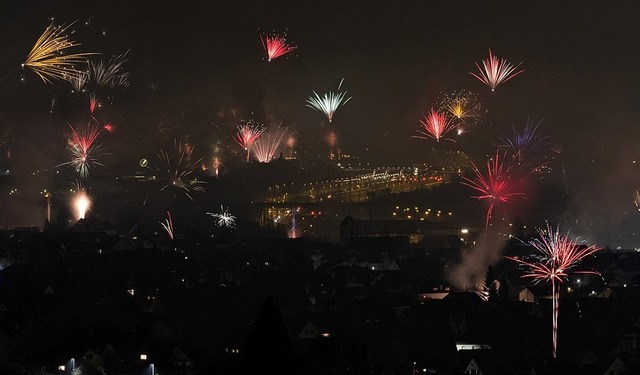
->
[0, 158, 637, 375]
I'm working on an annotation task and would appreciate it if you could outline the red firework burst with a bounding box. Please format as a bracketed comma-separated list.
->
[414, 109, 458, 142]
[506, 224, 602, 358]
[62, 122, 105, 179]
[103, 122, 116, 133]
[260, 33, 297, 61]
[234, 120, 266, 162]
[461, 151, 526, 227]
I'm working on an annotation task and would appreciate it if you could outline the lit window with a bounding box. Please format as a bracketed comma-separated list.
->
[140, 354, 147, 360]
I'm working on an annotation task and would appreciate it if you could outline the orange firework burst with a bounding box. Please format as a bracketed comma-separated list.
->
[23, 23, 96, 83]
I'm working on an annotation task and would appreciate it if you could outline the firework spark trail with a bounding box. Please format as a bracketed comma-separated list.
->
[261, 33, 297, 61]
[326, 130, 337, 159]
[253, 125, 288, 163]
[69, 71, 88, 93]
[160, 211, 175, 240]
[550, 144, 570, 196]
[413, 109, 458, 142]
[212, 157, 222, 178]
[470, 49, 523, 91]
[501, 120, 550, 169]
[89, 94, 101, 114]
[61, 122, 105, 179]
[287, 135, 295, 158]
[506, 224, 602, 358]
[22, 22, 96, 84]
[154, 141, 206, 201]
[207, 205, 236, 228]
[306, 79, 351, 122]
[461, 151, 526, 227]
[86, 51, 130, 90]
[0, 123, 12, 151]
[289, 207, 298, 238]
[234, 120, 266, 162]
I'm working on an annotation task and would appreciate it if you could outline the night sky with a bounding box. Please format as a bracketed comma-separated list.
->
[1, 0, 640, 244]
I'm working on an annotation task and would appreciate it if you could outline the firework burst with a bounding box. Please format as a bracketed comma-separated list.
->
[23, 22, 96, 83]
[261, 32, 297, 61]
[103, 122, 116, 133]
[470, 49, 523, 91]
[461, 151, 526, 227]
[61, 122, 105, 179]
[253, 125, 288, 163]
[306, 79, 352, 123]
[86, 51, 130, 90]
[506, 224, 602, 358]
[153, 141, 206, 201]
[501, 119, 550, 170]
[234, 120, 266, 162]
[438, 90, 482, 135]
[207, 205, 236, 228]
[413, 109, 458, 142]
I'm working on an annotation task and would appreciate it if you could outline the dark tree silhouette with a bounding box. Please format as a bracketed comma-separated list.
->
[242, 296, 294, 374]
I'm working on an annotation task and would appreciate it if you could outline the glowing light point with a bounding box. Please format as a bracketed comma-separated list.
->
[74, 191, 90, 220]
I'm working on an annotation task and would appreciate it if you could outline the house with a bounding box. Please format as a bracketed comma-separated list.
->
[517, 286, 550, 303]
[464, 358, 482, 375]
[340, 216, 467, 247]
[567, 345, 598, 372]
[601, 357, 628, 375]
[70, 218, 118, 236]
[596, 287, 618, 299]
